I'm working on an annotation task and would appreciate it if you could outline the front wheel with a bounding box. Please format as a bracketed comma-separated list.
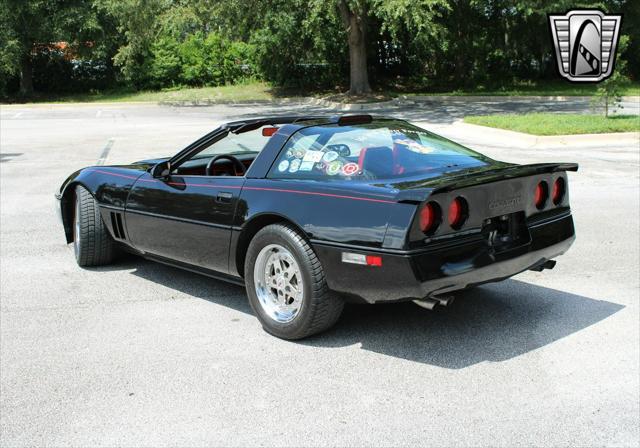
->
[245, 223, 344, 340]
[73, 185, 116, 267]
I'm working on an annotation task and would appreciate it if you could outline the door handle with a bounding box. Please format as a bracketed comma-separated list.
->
[216, 192, 233, 203]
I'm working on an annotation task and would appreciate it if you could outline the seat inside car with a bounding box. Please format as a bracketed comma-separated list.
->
[357, 146, 394, 177]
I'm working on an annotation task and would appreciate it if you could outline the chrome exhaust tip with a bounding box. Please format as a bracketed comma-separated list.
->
[412, 298, 439, 310]
[413, 295, 455, 310]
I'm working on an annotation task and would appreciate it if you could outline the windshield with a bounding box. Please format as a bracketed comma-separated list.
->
[193, 127, 273, 159]
[268, 120, 490, 181]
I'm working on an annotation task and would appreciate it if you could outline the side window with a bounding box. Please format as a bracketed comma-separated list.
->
[268, 126, 383, 180]
[174, 126, 275, 177]
[197, 128, 272, 158]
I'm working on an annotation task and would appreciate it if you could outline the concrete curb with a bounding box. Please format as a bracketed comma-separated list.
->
[427, 121, 640, 149]
[401, 95, 640, 103]
[306, 97, 401, 110]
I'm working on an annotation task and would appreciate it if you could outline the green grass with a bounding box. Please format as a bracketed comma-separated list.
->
[406, 81, 640, 97]
[5, 81, 275, 104]
[464, 113, 640, 135]
[4, 79, 639, 105]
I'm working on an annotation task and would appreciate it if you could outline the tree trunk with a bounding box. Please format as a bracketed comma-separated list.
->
[338, 0, 371, 95]
[19, 54, 34, 96]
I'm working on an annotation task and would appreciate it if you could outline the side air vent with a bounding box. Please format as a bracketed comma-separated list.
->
[110, 211, 126, 240]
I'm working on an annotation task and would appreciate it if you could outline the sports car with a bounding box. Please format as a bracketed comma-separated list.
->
[56, 115, 577, 339]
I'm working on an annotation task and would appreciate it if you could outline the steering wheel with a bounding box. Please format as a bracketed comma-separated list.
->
[206, 154, 246, 176]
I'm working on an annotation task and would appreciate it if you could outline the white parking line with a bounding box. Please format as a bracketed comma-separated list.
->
[97, 138, 115, 165]
[12, 112, 23, 118]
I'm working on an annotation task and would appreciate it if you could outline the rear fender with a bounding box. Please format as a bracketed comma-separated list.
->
[235, 179, 411, 251]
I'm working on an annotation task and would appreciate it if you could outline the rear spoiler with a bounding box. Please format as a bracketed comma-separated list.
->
[395, 162, 579, 203]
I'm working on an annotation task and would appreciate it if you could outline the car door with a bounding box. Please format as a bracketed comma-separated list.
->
[124, 173, 244, 274]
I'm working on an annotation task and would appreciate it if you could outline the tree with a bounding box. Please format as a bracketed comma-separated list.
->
[94, 0, 169, 87]
[337, 0, 370, 94]
[592, 35, 631, 117]
[208, 0, 445, 95]
[331, 0, 445, 95]
[0, 0, 101, 96]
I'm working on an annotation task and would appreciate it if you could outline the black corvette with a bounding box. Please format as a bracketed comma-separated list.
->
[56, 115, 577, 339]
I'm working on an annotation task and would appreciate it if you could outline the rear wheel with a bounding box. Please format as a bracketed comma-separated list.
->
[245, 223, 344, 340]
[73, 185, 116, 267]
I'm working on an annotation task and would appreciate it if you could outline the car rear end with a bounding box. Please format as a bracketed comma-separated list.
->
[407, 165, 574, 291]
[316, 164, 577, 304]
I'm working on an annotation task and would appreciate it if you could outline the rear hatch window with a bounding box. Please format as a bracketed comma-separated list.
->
[268, 119, 490, 181]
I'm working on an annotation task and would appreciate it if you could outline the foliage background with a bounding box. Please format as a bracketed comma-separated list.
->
[0, 0, 638, 97]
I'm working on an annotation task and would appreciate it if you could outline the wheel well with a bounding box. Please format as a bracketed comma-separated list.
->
[234, 214, 306, 277]
[61, 183, 79, 243]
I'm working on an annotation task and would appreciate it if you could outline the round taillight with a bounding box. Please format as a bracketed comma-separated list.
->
[419, 202, 440, 234]
[448, 197, 468, 229]
[552, 177, 565, 205]
[534, 181, 548, 209]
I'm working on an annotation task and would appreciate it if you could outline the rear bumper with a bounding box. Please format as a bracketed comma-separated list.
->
[313, 212, 575, 304]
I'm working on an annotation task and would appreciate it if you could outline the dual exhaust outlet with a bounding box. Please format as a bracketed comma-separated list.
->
[412, 295, 455, 310]
[412, 259, 558, 310]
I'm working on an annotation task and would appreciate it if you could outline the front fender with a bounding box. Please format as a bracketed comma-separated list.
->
[57, 165, 146, 243]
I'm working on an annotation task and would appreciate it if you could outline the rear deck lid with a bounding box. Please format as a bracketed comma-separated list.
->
[387, 162, 579, 203]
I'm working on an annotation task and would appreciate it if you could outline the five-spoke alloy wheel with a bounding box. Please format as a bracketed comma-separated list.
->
[254, 244, 304, 323]
[245, 223, 344, 339]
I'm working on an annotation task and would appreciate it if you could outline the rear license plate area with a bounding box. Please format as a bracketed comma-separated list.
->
[482, 211, 531, 252]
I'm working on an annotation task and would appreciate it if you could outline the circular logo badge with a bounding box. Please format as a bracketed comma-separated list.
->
[277, 160, 290, 172]
[289, 159, 301, 173]
[322, 151, 339, 162]
[326, 161, 343, 175]
[342, 162, 360, 176]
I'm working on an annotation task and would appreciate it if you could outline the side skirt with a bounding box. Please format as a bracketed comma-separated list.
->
[142, 252, 246, 287]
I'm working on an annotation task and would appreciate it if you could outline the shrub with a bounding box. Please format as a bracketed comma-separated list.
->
[179, 32, 225, 86]
[149, 35, 182, 88]
[222, 40, 257, 84]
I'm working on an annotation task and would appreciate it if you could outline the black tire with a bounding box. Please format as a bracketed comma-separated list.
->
[244, 223, 344, 340]
[73, 185, 116, 267]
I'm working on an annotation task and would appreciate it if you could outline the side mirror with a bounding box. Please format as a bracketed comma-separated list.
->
[151, 161, 171, 178]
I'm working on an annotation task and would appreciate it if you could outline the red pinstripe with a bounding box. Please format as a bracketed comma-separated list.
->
[87, 169, 396, 204]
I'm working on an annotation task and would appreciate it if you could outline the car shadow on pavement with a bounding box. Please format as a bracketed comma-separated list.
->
[104, 256, 622, 369]
[302, 280, 623, 369]
[97, 255, 252, 315]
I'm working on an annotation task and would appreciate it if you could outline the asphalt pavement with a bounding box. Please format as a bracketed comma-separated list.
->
[1, 100, 639, 447]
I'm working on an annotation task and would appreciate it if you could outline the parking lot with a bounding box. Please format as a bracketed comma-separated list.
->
[1, 100, 639, 446]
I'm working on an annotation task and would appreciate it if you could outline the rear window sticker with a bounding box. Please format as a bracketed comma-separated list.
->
[303, 150, 324, 163]
[322, 151, 339, 162]
[299, 161, 315, 171]
[342, 162, 360, 176]
[289, 159, 301, 173]
[277, 160, 290, 172]
[326, 161, 343, 176]
[395, 138, 435, 154]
